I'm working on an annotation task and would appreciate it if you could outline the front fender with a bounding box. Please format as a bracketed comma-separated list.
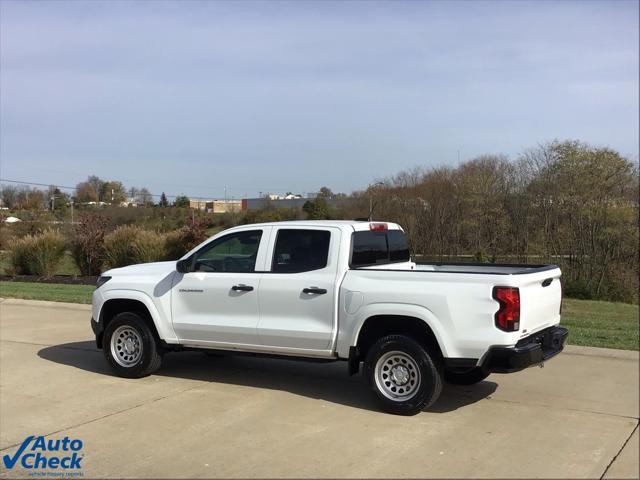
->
[337, 302, 452, 359]
[98, 289, 178, 343]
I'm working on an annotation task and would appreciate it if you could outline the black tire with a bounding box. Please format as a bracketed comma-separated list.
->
[364, 334, 443, 416]
[103, 312, 162, 378]
[445, 367, 490, 385]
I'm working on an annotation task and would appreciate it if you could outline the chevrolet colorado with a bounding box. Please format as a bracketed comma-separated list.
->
[91, 220, 567, 415]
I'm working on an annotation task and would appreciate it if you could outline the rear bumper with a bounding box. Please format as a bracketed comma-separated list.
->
[482, 326, 569, 373]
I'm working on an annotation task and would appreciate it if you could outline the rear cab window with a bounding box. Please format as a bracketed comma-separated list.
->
[272, 229, 332, 273]
[350, 229, 410, 268]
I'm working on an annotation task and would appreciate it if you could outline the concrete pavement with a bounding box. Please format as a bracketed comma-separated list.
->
[0, 298, 638, 478]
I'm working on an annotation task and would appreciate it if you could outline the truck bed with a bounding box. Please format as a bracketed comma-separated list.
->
[413, 262, 559, 275]
[340, 262, 563, 360]
[357, 261, 560, 275]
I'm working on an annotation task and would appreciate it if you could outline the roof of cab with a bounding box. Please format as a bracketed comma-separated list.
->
[229, 220, 402, 232]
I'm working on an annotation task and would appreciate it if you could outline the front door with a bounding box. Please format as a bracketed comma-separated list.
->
[171, 229, 267, 346]
[257, 227, 339, 351]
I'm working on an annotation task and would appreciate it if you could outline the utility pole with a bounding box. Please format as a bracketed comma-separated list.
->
[70, 200, 74, 224]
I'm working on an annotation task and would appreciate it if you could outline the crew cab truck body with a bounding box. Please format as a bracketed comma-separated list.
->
[91, 220, 568, 415]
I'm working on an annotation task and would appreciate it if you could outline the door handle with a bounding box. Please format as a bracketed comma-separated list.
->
[302, 287, 327, 295]
[231, 284, 254, 292]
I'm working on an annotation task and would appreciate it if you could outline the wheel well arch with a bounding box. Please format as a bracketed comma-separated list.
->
[352, 315, 444, 371]
[97, 299, 160, 349]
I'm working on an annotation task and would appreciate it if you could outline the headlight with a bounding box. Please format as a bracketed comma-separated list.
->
[96, 276, 112, 289]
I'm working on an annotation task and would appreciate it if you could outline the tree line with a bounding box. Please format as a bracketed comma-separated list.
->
[358, 141, 638, 303]
[235, 141, 639, 303]
[0, 175, 193, 210]
[2, 139, 638, 303]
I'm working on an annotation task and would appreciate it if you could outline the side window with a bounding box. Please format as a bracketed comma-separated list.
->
[192, 230, 262, 273]
[272, 229, 331, 273]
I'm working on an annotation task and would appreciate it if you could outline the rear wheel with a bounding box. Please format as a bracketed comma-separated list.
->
[445, 367, 490, 385]
[103, 312, 162, 378]
[364, 335, 443, 416]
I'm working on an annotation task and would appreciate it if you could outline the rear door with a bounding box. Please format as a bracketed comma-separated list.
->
[257, 227, 340, 350]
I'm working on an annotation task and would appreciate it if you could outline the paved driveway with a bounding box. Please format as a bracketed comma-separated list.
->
[0, 298, 638, 478]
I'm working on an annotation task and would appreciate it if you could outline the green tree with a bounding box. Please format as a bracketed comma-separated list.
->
[318, 186, 334, 199]
[303, 198, 330, 219]
[173, 195, 190, 208]
[524, 140, 638, 301]
[101, 181, 127, 204]
[159, 192, 169, 207]
[47, 186, 70, 211]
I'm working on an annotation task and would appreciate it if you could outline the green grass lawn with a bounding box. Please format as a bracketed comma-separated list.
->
[0, 282, 637, 350]
[561, 298, 639, 351]
[0, 281, 93, 304]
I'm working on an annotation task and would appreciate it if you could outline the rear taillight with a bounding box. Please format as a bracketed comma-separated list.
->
[493, 287, 520, 331]
[369, 222, 388, 231]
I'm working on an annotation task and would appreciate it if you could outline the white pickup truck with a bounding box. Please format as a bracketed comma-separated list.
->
[91, 220, 567, 415]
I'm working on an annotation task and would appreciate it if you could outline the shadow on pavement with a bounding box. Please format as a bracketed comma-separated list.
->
[38, 340, 497, 414]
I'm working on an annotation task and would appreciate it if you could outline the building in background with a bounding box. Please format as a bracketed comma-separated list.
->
[189, 199, 241, 213]
[241, 192, 346, 211]
[242, 197, 308, 210]
[189, 199, 210, 211]
[212, 200, 241, 213]
[188, 192, 344, 212]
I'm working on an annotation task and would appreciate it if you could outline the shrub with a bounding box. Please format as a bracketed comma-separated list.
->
[8, 229, 66, 278]
[562, 279, 592, 300]
[164, 230, 185, 260]
[7, 236, 34, 275]
[71, 213, 109, 276]
[164, 218, 209, 259]
[132, 230, 167, 264]
[0, 222, 18, 251]
[104, 225, 168, 268]
[103, 225, 142, 268]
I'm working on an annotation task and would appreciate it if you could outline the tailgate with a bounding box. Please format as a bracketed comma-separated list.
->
[517, 268, 562, 337]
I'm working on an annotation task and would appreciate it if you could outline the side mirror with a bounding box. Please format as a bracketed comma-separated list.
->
[176, 259, 192, 273]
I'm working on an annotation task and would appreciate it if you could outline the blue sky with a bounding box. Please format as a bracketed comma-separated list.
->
[1, 0, 638, 199]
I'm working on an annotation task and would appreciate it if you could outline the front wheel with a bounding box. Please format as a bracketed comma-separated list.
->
[364, 335, 443, 416]
[103, 312, 162, 378]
